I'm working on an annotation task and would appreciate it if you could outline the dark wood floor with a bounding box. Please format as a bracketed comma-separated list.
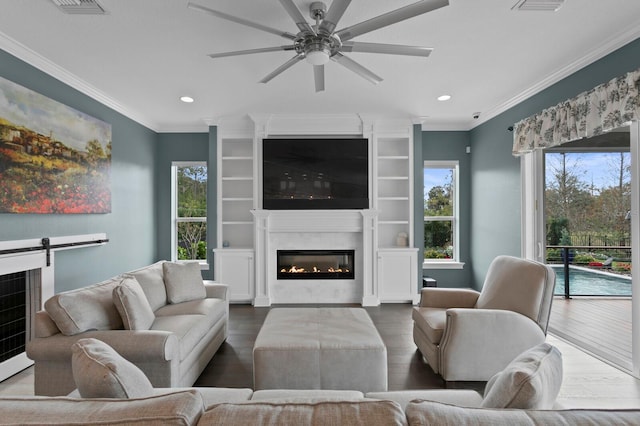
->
[548, 297, 632, 371]
[195, 304, 485, 392]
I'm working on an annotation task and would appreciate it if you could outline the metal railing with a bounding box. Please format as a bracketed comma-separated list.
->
[546, 245, 632, 299]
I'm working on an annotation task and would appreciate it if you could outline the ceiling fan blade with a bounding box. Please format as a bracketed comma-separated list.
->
[278, 0, 316, 34]
[341, 41, 433, 57]
[335, 0, 449, 42]
[314, 65, 325, 92]
[208, 46, 295, 59]
[331, 52, 382, 85]
[188, 2, 296, 40]
[260, 54, 305, 84]
[318, 0, 352, 35]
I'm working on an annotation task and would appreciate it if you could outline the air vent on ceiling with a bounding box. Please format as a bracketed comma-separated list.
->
[512, 0, 564, 11]
[51, 0, 106, 14]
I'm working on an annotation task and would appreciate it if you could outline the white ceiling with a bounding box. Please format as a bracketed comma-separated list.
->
[0, 0, 639, 132]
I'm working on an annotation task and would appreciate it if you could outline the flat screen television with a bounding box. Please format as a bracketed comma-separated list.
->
[263, 138, 369, 210]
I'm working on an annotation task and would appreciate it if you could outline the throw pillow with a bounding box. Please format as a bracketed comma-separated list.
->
[481, 342, 563, 409]
[163, 262, 206, 304]
[113, 276, 155, 330]
[71, 338, 154, 399]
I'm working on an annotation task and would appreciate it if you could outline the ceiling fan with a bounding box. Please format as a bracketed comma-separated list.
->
[187, 0, 449, 92]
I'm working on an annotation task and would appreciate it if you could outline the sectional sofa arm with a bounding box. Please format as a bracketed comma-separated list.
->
[27, 330, 180, 362]
[418, 288, 480, 308]
[204, 281, 228, 300]
[438, 308, 546, 381]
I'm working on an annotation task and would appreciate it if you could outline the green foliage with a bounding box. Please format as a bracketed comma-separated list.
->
[559, 228, 572, 246]
[178, 241, 207, 261]
[424, 248, 448, 259]
[547, 217, 569, 245]
[177, 166, 207, 218]
[574, 253, 596, 264]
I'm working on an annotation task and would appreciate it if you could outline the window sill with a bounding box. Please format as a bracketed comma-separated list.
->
[423, 261, 465, 270]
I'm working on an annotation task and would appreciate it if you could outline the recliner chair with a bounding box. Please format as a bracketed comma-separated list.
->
[413, 255, 555, 382]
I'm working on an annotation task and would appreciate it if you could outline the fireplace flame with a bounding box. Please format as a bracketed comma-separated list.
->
[279, 265, 350, 273]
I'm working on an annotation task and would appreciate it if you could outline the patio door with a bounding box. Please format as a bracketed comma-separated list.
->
[521, 120, 640, 378]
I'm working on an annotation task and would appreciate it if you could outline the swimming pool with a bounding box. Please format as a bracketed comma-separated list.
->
[552, 266, 632, 296]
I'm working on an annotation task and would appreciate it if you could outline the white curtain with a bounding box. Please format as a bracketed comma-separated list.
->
[512, 67, 640, 155]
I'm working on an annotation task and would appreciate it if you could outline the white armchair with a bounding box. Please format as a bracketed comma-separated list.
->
[413, 255, 555, 382]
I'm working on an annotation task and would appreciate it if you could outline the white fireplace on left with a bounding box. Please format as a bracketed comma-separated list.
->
[0, 233, 106, 381]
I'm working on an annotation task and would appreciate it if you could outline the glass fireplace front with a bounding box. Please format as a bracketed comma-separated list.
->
[277, 250, 355, 280]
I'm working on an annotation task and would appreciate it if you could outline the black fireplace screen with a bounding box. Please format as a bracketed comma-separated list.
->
[277, 250, 355, 280]
[0, 271, 26, 363]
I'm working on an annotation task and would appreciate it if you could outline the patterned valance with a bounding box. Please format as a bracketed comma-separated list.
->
[512, 67, 640, 156]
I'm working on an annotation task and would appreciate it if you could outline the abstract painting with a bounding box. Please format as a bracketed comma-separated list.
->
[0, 76, 111, 213]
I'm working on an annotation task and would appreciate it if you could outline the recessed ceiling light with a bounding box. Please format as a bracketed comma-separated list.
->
[437, 95, 451, 101]
[180, 96, 194, 103]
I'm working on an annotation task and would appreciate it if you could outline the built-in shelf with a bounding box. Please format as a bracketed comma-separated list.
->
[216, 118, 416, 304]
[375, 135, 413, 250]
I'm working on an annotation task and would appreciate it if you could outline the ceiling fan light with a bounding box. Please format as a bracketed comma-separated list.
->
[306, 49, 330, 65]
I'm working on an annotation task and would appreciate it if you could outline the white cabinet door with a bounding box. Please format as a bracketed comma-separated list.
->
[213, 249, 254, 302]
[377, 248, 418, 303]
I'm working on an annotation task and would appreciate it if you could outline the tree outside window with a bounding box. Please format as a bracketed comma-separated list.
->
[173, 163, 207, 261]
[424, 162, 458, 261]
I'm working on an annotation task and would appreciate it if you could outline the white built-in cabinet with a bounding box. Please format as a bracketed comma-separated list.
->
[377, 248, 419, 302]
[212, 248, 254, 302]
[215, 134, 256, 302]
[214, 116, 418, 304]
[373, 133, 419, 303]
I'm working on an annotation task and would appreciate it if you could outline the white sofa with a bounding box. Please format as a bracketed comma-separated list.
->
[26, 260, 229, 396]
[2, 388, 640, 425]
[12, 335, 640, 424]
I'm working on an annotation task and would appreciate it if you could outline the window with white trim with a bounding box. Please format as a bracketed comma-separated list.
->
[171, 162, 207, 263]
[424, 161, 459, 264]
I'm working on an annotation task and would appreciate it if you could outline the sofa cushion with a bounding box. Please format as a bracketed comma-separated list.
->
[0, 391, 205, 425]
[200, 400, 407, 426]
[151, 314, 215, 361]
[405, 399, 640, 426]
[412, 307, 447, 344]
[71, 338, 154, 398]
[154, 298, 226, 319]
[481, 342, 563, 409]
[127, 261, 168, 311]
[113, 276, 155, 330]
[251, 389, 365, 402]
[163, 262, 206, 304]
[45, 277, 123, 336]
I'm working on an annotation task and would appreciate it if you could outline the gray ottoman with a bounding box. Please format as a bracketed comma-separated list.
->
[253, 307, 388, 392]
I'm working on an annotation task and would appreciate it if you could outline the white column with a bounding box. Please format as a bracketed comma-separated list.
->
[251, 209, 271, 306]
[361, 209, 379, 306]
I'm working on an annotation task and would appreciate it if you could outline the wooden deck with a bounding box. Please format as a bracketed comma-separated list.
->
[548, 297, 632, 371]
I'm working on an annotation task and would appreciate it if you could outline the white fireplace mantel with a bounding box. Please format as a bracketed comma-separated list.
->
[251, 209, 380, 306]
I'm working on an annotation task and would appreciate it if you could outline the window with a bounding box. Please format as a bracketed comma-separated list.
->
[171, 162, 207, 263]
[424, 161, 460, 266]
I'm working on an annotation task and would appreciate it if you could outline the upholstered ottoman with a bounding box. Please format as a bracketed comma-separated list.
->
[253, 307, 387, 392]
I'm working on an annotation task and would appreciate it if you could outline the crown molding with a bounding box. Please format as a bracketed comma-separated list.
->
[472, 23, 640, 130]
[0, 30, 159, 132]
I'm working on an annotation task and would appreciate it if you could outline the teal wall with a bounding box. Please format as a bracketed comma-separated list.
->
[155, 132, 213, 278]
[422, 131, 472, 288]
[0, 48, 158, 293]
[469, 37, 640, 289]
[4, 34, 640, 295]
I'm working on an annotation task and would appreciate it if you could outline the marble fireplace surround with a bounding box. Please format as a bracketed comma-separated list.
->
[251, 209, 378, 307]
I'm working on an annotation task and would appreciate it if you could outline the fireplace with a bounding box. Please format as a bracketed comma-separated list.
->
[277, 250, 355, 280]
